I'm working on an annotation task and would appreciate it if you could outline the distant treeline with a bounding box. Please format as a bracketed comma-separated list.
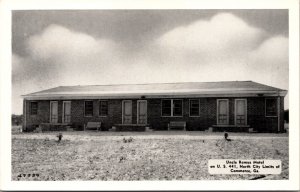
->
[12, 114, 23, 126]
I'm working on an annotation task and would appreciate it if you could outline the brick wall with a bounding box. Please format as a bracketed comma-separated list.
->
[70, 99, 123, 130]
[147, 98, 216, 131]
[24, 100, 50, 131]
[23, 96, 284, 132]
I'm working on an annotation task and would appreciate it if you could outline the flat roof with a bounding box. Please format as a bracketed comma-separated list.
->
[23, 81, 287, 99]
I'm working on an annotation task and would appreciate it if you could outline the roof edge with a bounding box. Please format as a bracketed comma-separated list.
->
[22, 90, 288, 100]
[21, 81, 287, 97]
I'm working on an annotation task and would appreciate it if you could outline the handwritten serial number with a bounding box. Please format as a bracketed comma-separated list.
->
[17, 173, 40, 178]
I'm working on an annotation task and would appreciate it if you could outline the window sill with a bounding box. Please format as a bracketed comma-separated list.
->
[161, 116, 183, 117]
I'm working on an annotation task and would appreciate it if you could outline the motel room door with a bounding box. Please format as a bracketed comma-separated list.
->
[137, 100, 147, 124]
[122, 100, 132, 124]
[50, 101, 58, 123]
[62, 101, 71, 124]
[217, 99, 229, 125]
[235, 99, 247, 125]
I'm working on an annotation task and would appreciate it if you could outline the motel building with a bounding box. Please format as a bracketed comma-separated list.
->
[22, 81, 287, 132]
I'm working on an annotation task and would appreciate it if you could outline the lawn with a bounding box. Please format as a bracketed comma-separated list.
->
[11, 131, 289, 181]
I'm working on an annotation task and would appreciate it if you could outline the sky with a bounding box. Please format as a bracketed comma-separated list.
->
[12, 10, 289, 114]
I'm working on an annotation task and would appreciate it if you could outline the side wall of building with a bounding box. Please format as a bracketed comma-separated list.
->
[23, 96, 285, 132]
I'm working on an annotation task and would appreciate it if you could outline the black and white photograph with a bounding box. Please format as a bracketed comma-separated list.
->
[0, 0, 299, 191]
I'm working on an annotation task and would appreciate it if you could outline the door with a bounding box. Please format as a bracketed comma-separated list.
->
[122, 100, 132, 124]
[217, 99, 229, 125]
[137, 100, 147, 124]
[235, 99, 247, 125]
[50, 101, 58, 123]
[63, 101, 71, 123]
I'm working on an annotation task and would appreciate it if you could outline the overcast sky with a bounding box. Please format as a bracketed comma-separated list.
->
[12, 10, 289, 114]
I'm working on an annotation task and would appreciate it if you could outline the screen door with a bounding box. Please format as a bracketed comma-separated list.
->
[137, 100, 147, 124]
[217, 99, 229, 125]
[63, 101, 71, 123]
[50, 101, 58, 123]
[122, 100, 132, 124]
[235, 99, 247, 125]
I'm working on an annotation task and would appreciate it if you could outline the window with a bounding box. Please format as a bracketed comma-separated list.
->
[99, 100, 108, 116]
[189, 99, 200, 116]
[173, 99, 183, 116]
[161, 99, 183, 117]
[85, 101, 93, 116]
[30, 102, 38, 115]
[266, 98, 277, 117]
[162, 100, 172, 116]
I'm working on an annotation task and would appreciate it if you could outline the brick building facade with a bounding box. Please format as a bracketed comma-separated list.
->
[22, 81, 287, 132]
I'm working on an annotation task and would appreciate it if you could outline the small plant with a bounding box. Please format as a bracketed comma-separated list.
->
[275, 149, 281, 155]
[119, 156, 126, 163]
[123, 137, 133, 143]
[224, 132, 232, 141]
[56, 133, 63, 142]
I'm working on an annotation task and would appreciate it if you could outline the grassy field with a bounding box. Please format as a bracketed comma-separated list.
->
[12, 131, 289, 181]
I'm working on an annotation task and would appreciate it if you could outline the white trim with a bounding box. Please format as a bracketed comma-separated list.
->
[234, 99, 247, 126]
[62, 101, 71, 123]
[84, 100, 93, 117]
[98, 100, 108, 117]
[137, 100, 147, 124]
[265, 98, 278, 117]
[161, 99, 183, 117]
[22, 89, 288, 98]
[189, 99, 200, 117]
[122, 100, 132, 124]
[217, 99, 229, 125]
[49, 101, 58, 123]
[22, 90, 288, 100]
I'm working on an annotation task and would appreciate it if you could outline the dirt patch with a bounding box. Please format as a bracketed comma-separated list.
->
[12, 133, 289, 180]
